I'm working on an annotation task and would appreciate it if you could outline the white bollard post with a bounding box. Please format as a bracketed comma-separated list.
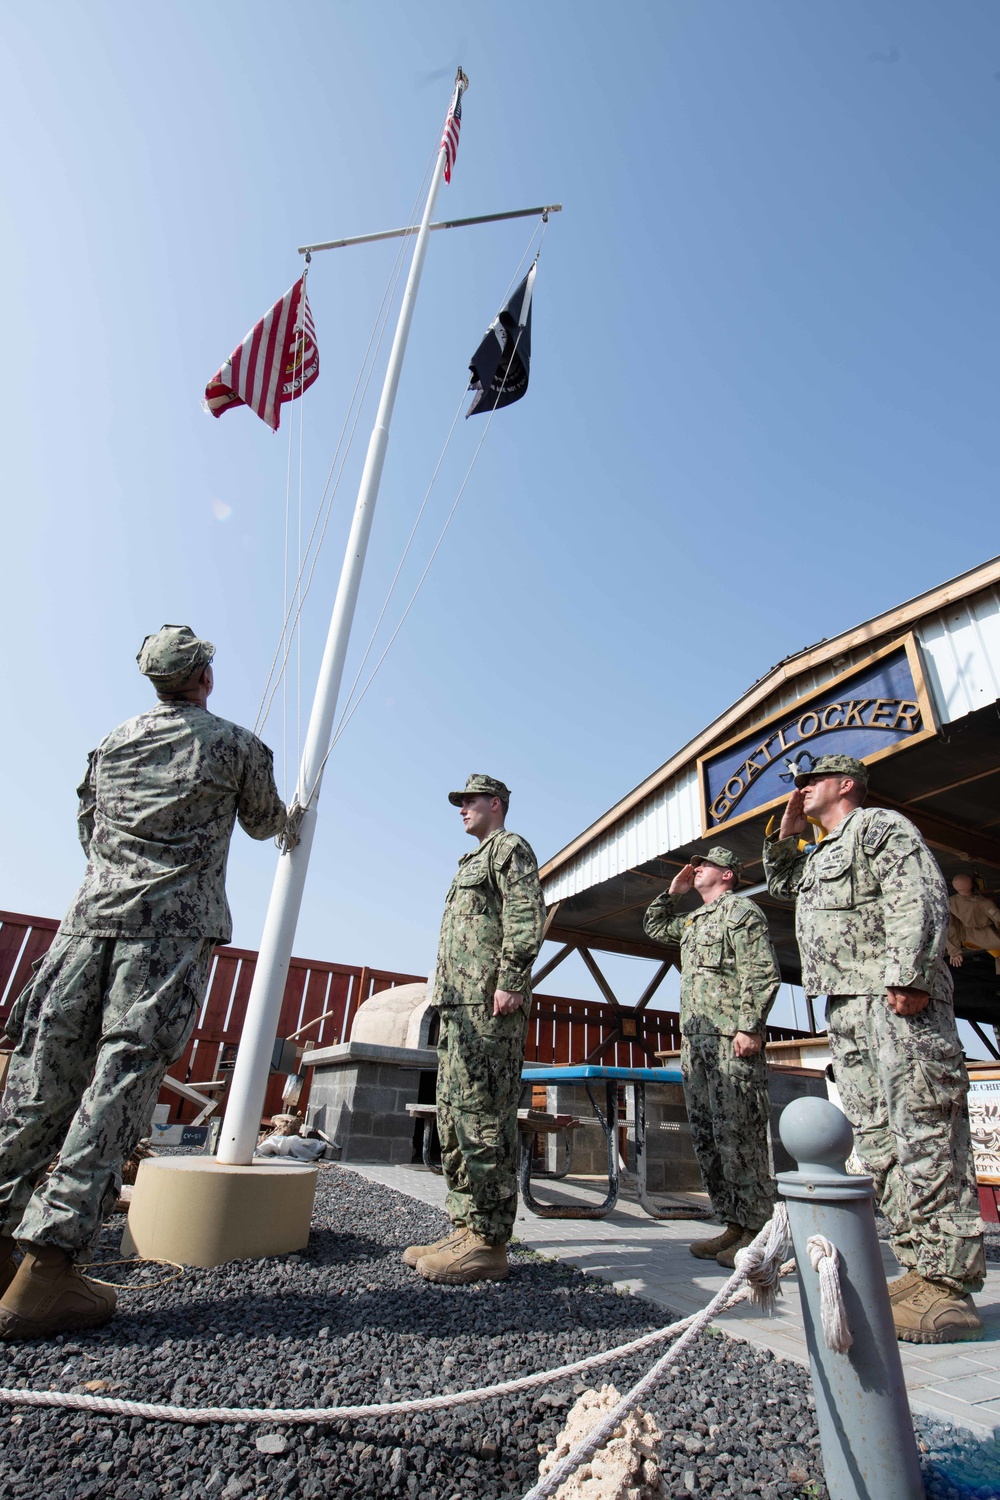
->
[777, 1096, 924, 1500]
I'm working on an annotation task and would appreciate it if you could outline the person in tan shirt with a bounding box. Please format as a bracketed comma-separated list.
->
[947, 874, 1000, 976]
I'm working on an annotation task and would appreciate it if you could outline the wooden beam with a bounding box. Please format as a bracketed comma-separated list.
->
[530, 943, 574, 989]
[541, 901, 563, 940]
[545, 925, 679, 962]
[585, 1032, 620, 1064]
[577, 947, 622, 1012]
[634, 960, 673, 1014]
[906, 766, 1000, 804]
[875, 797, 1000, 870]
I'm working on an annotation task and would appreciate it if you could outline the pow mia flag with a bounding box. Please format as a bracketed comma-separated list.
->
[466, 262, 536, 417]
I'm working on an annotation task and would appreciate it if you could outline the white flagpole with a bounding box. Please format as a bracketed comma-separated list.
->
[217, 70, 468, 1166]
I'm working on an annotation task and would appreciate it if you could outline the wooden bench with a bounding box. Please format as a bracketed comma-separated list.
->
[406, 1102, 583, 1178]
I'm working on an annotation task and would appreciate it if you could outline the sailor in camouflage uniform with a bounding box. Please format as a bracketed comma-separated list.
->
[403, 775, 545, 1285]
[765, 753, 985, 1343]
[0, 626, 288, 1340]
[644, 848, 781, 1266]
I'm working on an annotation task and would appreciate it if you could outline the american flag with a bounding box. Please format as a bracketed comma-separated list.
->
[440, 85, 463, 184]
[203, 276, 319, 432]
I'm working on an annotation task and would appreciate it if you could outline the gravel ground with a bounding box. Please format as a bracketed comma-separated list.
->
[1, 1165, 999, 1499]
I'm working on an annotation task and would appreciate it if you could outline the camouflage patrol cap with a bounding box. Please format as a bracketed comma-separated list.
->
[137, 625, 215, 690]
[448, 773, 511, 807]
[794, 753, 869, 789]
[690, 846, 743, 885]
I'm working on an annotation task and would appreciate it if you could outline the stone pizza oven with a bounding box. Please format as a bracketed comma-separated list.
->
[304, 982, 439, 1163]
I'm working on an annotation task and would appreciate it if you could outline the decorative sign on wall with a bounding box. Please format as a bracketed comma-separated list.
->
[699, 636, 936, 833]
[968, 1072, 1000, 1180]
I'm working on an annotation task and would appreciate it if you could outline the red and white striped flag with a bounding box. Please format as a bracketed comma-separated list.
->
[204, 277, 319, 431]
[439, 84, 463, 184]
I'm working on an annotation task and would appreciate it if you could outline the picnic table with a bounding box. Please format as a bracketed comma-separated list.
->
[406, 1102, 581, 1179]
[519, 1064, 709, 1222]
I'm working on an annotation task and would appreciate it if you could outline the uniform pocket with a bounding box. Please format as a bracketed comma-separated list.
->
[4, 956, 46, 1044]
[152, 985, 200, 1061]
[451, 862, 490, 916]
[812, 850, 854, 910]
[695, 938, 724, 970]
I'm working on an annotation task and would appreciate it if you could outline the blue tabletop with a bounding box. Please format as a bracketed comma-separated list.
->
[522, 1065, 684, 1084]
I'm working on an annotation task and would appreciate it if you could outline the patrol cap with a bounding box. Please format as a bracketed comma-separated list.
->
[448, 773, 511, 807]
[690, 846, 743, 885]
[794, 753, 869, 789]
[137, 625, 215, 691]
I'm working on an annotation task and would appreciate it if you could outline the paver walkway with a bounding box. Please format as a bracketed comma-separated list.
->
[342, 1160, 1000, 1440]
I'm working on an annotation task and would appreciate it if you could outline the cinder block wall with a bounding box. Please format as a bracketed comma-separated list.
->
[308, 1061, 424, 1164]
[626, 1081, 704, 1192]
[543, 1084, 615, 1177]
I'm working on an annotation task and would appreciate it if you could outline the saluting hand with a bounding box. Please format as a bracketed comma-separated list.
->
[779, 789, 809, 840]
[669, 864, 696, 896]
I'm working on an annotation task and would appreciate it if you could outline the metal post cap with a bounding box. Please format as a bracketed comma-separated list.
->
[778, 1096, 854, 1175]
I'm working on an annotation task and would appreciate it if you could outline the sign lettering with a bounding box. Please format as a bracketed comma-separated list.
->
[701, 646, 926, 830]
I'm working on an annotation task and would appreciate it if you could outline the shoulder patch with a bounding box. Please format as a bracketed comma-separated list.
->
[861, 808, 903, 854]
[492, 831, 536, 870]
[728, 896, 763, 930]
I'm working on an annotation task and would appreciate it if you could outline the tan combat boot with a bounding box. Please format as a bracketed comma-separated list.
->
[715, 1229, 757, 1269]
[689, 1223, 744, 1261]
[889, 1272, 984, 1344]
[402, 1225, 467, 1269]
[0, 1236, 17, 1296]
[416, 1230, 509, 1285]
[0, 1243, 117, 1341]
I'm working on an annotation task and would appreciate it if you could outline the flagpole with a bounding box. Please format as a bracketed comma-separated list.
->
[217, 69, 468, 1166]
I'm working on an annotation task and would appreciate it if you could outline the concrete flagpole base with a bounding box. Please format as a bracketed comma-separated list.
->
[121, 1157, 318, 1268]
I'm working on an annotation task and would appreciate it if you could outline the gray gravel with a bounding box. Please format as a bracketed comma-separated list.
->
[0, 1165, 999, 1498]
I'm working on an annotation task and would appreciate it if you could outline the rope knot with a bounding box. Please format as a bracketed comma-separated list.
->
[734, 1204, 792, 1315]
[806, 1234, 853, 1353]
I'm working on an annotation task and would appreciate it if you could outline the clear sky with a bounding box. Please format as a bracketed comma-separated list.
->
[1, 2, 997, 1038]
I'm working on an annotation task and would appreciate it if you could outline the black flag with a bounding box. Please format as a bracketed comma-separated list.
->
[466, 263, 536, 417]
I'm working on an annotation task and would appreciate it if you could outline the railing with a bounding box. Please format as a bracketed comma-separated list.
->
[0, 911, 811, 1125]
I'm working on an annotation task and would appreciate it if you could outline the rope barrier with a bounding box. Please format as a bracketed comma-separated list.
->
[85, 1257, 186, 1293]
[520, 1208, 794, 1500]
[0, 1207, 795, 1434]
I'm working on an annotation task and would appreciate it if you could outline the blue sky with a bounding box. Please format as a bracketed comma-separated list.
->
[1, 2, 997, 1035]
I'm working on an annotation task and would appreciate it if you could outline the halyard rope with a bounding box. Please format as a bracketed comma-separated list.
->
[0, 1206, 800, 1431]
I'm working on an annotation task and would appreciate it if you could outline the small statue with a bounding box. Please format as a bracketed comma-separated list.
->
[948, 873, 1000, 975]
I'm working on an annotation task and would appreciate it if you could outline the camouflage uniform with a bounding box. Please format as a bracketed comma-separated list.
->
[0, 627, 286, 1256]
[765, 804, 985, 1293]
[644, 876, 780, 1233]
[433, 781, 546, 1245]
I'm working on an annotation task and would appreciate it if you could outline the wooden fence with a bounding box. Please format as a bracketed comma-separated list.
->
[0, 910, 808, 1126]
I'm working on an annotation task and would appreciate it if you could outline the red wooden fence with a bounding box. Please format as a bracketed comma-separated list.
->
[0, 912, 422, 1122]
[0, 911, 809, 1126]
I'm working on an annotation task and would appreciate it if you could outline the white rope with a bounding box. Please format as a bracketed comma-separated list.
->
[320, 216, 549, 765]
[300, 228, 550, 807]
[0, 1207, 792, 1434]
[521, 1208, 793, 1500]
[253, 149, 439, 741]
[806, 1233, 853, 1354]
